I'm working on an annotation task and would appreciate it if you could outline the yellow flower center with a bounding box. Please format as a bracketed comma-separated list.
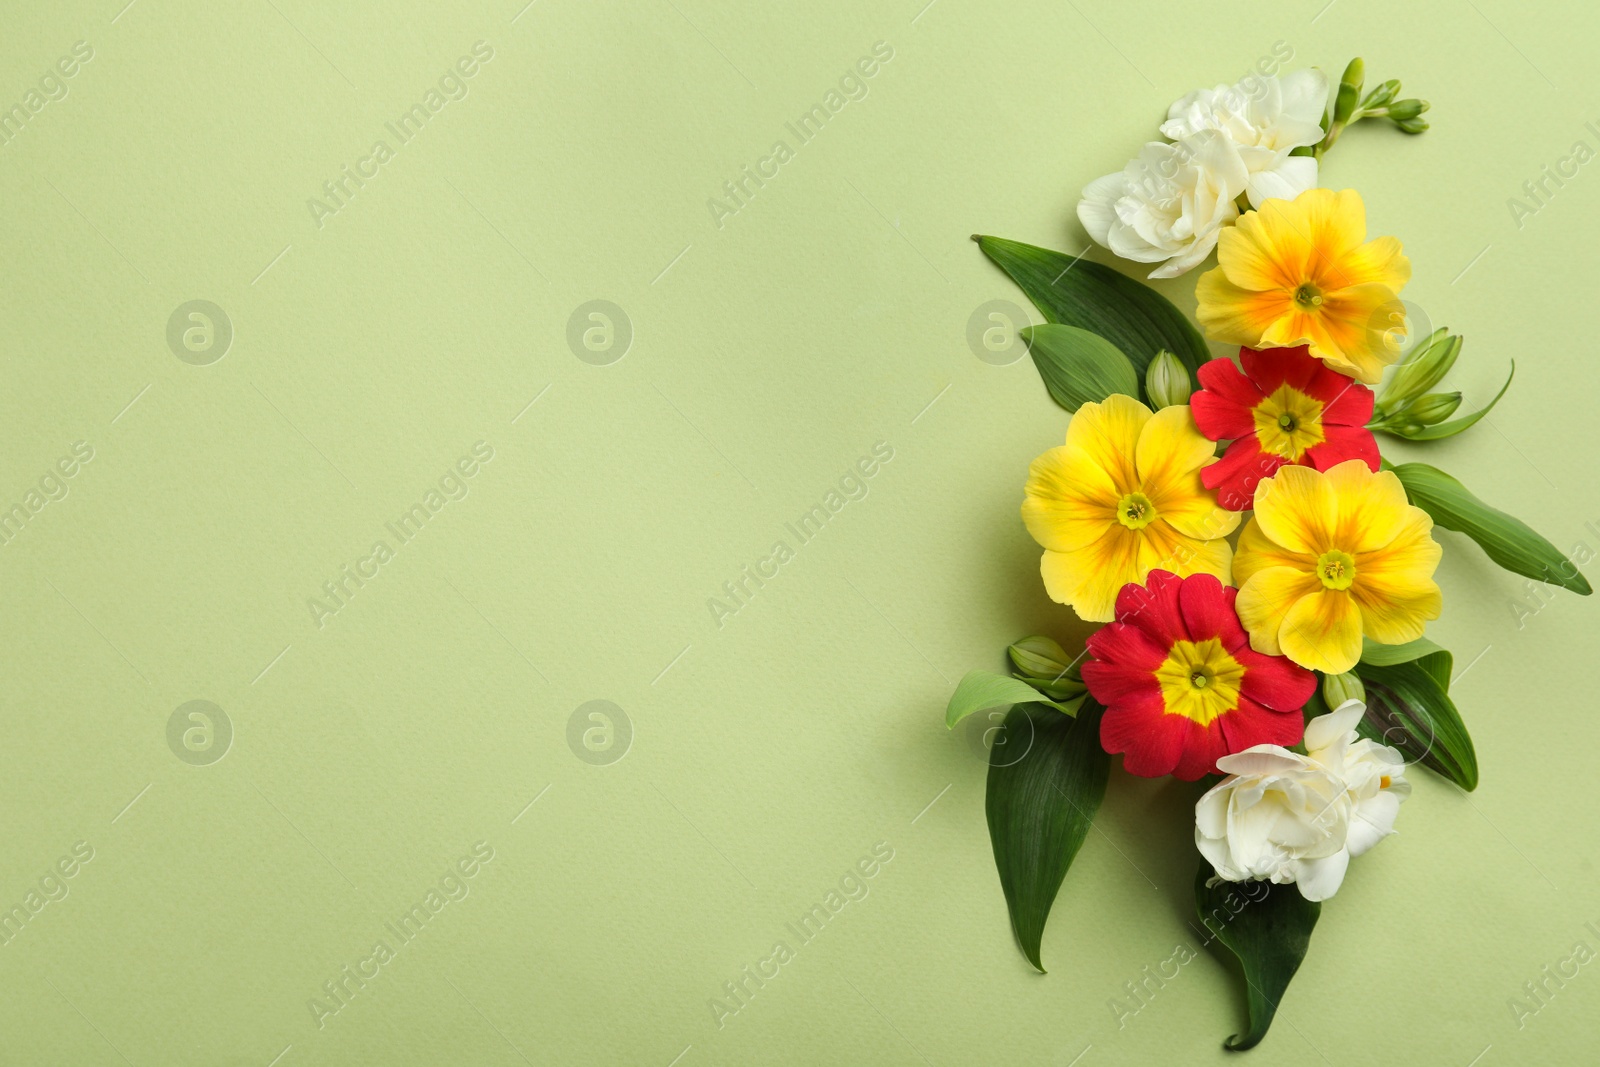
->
[1116, 491, 1158, 530]
[1316, 549, 1357, 590]
[1251, 384, 1326, 461]
[1155, 639, 1245, 725]
[1293, 282, 1324, 310]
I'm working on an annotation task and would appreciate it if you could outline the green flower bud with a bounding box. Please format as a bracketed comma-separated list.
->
[1008, 636, 1086, 700]
[1321, 670, 1366, 710]
[1395, 116, 1430, 134]
[1407, 391, 1462, 425]
[1361, 79, 1400, 109]
[1333, 58, 1365, 125]
[1008, 635, 1073, 680]
[1385, 98, 1429, 122]
[1379, 329, 1459, 411]
[1145, 349, 1192, 409]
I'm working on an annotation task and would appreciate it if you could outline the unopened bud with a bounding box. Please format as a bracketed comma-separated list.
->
[1380, 329, 1459, 411]
[1333, 58, 1365, 125]
[1008, 635, 1073, 681]
[1321, 670, 1366, 710]
[1362, 79, 1400, 109]
[1145, 350, 1192, 409]
[1386, 98, 1429, 122]
[1408, 392, 1462, 425]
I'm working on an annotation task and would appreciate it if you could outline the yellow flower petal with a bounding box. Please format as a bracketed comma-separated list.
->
[1279, 589, 1363, 673]
[1022, 445, 1118, 552]
[1338, 235, 1411, 293]
[1040, 526, 1145, 623]
[1064, 394, 1150, 495]
[1351, 508, 1443, 643]
[1252, 465, 1338, 556]
[1324, 461, 1410, 553]
[1236, 565, 1322, 657]
[1135, 405, 1214, 489]
[1218, 202, 1309, 291]
[1233, 517, 1314, 587]
[1135, 405, 1240, 541]
[1141, 520, 1234, 584]
[1306, 283, 1405, 384]
[1195, 267, 1289, 345]
[1300, 188, 1367, 279]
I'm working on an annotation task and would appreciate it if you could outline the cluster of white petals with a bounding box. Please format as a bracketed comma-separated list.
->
[1077, 69, 1328, 278]
[1195, 701, 1409, 902]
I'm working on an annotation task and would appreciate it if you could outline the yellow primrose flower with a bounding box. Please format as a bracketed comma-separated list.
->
[1234, 460, 1442, 673]
[1195, 188, 1411, 385]
[1022, 394, 1240, 623]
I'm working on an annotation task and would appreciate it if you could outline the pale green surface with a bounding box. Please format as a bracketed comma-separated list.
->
[2, 1, 1598, 1063]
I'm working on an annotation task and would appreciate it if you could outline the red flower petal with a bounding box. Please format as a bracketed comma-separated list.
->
[1113, 569, 1187, 645]
[1100, 691, 1187, 778]
[1306, 424, 1381, 473]
[1176, 571, 1231, 642]
[1192, 359, 1259, 440]
[1082, 656, 1163, 706]
[1172, 720, 1232, 781]
[1201, 437, 1287, 511]
[1214, 586, 1251, 652]
[1258, 346, 1325, 396]
[1219, 693, 1306, 755]
[1236, 645, 1318, 711]
[1085, 620, 1169, 668]
[1318, 375, 1375, 427]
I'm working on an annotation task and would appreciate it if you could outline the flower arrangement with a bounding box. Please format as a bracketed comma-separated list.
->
[948, 59, 1588, 1050]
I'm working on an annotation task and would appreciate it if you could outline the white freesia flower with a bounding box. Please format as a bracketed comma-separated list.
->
[1160, 69, 1327, 208]
[1303, 699, 1411, 859]
[1195, 701, 1409, 902]
[1076, 129, 1246, 280]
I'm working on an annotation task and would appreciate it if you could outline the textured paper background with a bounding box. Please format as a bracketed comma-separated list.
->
[3, 0, 1597, 1063]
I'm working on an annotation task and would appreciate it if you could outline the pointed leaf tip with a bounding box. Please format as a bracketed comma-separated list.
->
[986, 700, 1109, 973]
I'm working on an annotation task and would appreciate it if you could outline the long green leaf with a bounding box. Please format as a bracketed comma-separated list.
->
[1194, 862, 1321, 1051]
[946, 670, 1074, 729]
[1391, 462, 1592, 595]
[1018, 323, 1140, 412]
[1354, 651, 1478, 790]
[1359, 635, 1444, 666]
[973, 235, 1208, 384]
[1397, 361, 1514, 440]
[985, 699, 1108, 972]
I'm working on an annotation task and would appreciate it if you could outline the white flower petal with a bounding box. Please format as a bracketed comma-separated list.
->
[1246, 155, 1318, 207]
[1292, 850, 1351, 901]
[1304, 702, 1366, 758]
[1076, 172, 1124, 246]
[1278, 68, 1331, 130]
[1346, 791, 1401, 856]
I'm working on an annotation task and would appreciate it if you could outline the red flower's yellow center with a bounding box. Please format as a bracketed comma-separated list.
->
[1155, 638, 1246, 726]
[1252, 384, 1327, 461]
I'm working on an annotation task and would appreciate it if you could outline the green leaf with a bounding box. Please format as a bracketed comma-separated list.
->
[1386, 362, 1514, 441]
[1390, 462, 1592, 595]
[1018, 324, 1140, 412]
[1359, 635, 1444, 666]
[1194, 862, 1321, 1051]
[946, 670, 1074, 729]
[985, 699, 1109, 972]
[973, 235, 1209, 385]
[1353, 652, 1478, 790]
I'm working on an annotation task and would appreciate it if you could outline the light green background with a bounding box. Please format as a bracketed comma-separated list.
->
[3, 0, 1597, 1063]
